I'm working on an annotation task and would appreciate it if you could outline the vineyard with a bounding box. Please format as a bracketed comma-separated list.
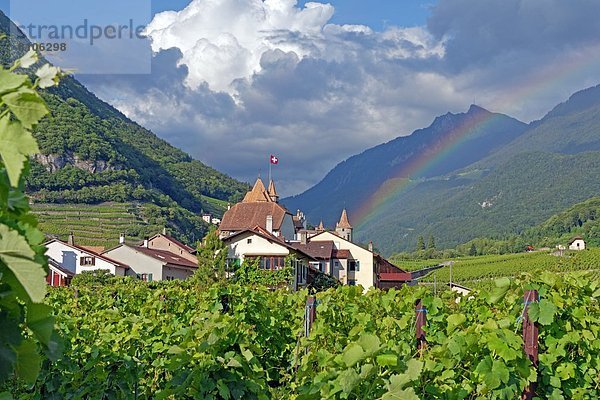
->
[397, 249, 600, 290]
[31, 202, 209, 248]
[3, 271, 599, 399]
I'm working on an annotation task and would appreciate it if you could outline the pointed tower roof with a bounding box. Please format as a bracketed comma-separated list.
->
[317, 220, 325, 231]
[267, 180, 279, 201]
[336, 209, 353, 229]
[243, 178, 271, 203]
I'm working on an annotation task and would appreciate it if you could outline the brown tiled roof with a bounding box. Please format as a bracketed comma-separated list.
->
[80, 245, 106, 254]
[243, 178, 271, 203]
[219, 202, 291, 233]
[267, 180, 278, 199]
[148, 233, 195, 253]
[333, 249, 352, 259]
[336, 209, 353, 229]
[291, 241, 335, 260]
[375, 254, 407, 274]
[134, 247, 198, 269]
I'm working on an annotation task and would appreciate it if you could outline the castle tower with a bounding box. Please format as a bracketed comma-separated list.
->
[335, 209, 353, 242]
[267, 180, 279, 203]
[243, 178, 272, 203]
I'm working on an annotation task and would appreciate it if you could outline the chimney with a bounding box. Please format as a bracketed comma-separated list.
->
[300, 231, 307, 245]
[227, 203, 231, 210]
[119, 233, 125, 244]
[368, 241, 373, 252]
[266, 215, 273, 234]
[143, 237, 149, 248]
[68, 232, 74, 246]
[162, 227, 167, 235]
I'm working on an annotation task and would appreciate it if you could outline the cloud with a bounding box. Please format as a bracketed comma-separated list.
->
[78, 0, 600, 196]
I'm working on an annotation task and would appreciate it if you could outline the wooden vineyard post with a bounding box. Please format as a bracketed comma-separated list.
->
[521, 290, 539, 400]
[305, 296, 317, 337]
[415, 299, 427, 355]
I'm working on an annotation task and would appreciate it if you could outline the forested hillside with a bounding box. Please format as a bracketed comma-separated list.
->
[0, 11, 249, 245]
[283, 105, 527, 226]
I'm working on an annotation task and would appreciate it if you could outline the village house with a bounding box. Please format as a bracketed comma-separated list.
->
[45, 235, 130, 284]
[568, 236, 586, 251]
[222, 225, 316, 288]
[103, 234, 198, 281]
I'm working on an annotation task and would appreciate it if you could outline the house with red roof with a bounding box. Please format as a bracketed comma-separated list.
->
[103, 235, 198, 282]
[45, 235, 130, 285]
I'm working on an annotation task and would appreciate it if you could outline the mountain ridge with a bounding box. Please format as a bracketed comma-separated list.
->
[284, 84, 600, 254]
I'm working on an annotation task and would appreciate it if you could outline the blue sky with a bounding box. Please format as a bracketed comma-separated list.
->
[1, 1, 436, 31]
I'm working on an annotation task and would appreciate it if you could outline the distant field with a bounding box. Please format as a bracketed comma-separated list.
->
[394, 249, 600, 291]
[32, 202, 164, 248]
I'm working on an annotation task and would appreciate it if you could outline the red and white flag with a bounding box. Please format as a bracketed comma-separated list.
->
[270, 154, 279, 165]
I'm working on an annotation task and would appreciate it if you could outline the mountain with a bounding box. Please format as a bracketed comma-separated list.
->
[283, 105, 528, 226]
[0, 12, 249, 245]
[284, 86, 600, 255]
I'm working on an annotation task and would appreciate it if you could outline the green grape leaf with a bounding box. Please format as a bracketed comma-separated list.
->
[14, 339, 41, 384]
[358, 333, 381, 355]
[447, 313, 466, 332]
[0, 392, 13, 400]
[0, 116, 40, 186]
[0, 224, 47, 303]
[0, 70, 27, 96]
[342, 343, 365, 367]
[376, 354, 398, 367]
[528, 299, 557, 326]
[27, 303, 54, 346]
[2, 89, 48, 129]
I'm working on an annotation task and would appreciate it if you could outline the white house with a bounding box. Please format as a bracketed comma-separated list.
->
[103, 240, 198, 281]
[45, 239, 129, 277]
[568, 236, 586, 251]
[222, 226, 315, 287]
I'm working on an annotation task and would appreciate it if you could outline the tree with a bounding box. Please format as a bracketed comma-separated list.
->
[427, 234, 436, 250]
[416, 236, 425, 251]
[194, 227, 228, 286]
[0, 47, 62, 386]
[469, 243, 477, 256]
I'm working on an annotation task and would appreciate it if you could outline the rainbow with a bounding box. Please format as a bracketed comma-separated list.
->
[353, 108, 504, 226]
[354, 46, 600, 227]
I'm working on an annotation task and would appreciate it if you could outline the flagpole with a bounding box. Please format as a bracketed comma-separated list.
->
[269, 155, 272, 184]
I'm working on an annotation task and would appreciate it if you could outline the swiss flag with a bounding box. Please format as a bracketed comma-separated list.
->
[270, 154, 279, 165]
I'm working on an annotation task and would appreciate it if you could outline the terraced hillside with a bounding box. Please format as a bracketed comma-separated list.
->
[33, 202, 203, 249]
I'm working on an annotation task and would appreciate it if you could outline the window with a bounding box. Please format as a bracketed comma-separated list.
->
[260, 256, 285, 271]
[137, 273, 153, 282]
[348, 279, 357, 286]
[349, 260, 360, 272]
[165, 276, 175, 281]
[247, 238, 253, 244]
[80, 256, 95, 266]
